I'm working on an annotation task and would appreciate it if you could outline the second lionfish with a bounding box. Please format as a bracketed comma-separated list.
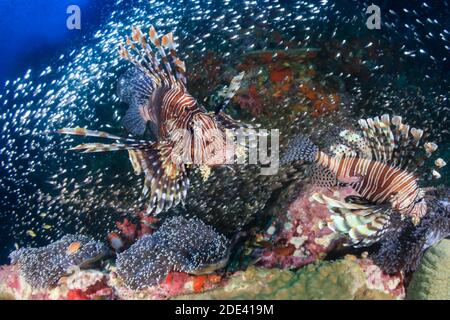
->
[281, 114, 446, 247]
[58, 25, 247, 214]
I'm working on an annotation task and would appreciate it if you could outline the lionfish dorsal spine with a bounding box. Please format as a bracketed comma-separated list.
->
[356, 114, 444, 182]
[120, 26, 188, 89]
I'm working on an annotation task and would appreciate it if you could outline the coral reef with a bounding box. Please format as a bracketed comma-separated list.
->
[233, 84, 264, 116]
[108, 211, 159, 252]
[174, 255, 404, 300]
[109, 271, 223, 300]
[116, 216, 229, 290]
[372, 187, 450, 274]
[256, 186, 355, 269]
[407, 239, 450, 300]
[0, 262, 223, 300]
[298, 82, 341, 118]
[9, 234, 108, 289]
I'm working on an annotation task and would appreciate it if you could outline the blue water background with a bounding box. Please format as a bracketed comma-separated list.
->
[0, 0, 109, 82]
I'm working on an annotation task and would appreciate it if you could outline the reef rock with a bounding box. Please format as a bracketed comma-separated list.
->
[8, 234, 109, 289]
[407, 239, 450, 300]
[0, 264, 113, 300]
[256, 185, 355, 269]
[175, 255, 405, 300]
[109, 271, 223, 300]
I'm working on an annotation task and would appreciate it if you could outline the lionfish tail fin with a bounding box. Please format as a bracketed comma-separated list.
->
[130, 141, 189, 215]
[358, 114, 445, 181]
[280, 134, 319, 165]
[312, 193, 390, 247]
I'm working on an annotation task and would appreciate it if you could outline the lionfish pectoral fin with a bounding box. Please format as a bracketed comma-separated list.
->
[67, 143, 136, 153]
[134, 141, 189, 215]
[215, 71, 245, 115]
[57, 127, 152, 153]
[344, 195, 372, 205]
[312, 193, 391, 247]
[127, 149, 143, 175]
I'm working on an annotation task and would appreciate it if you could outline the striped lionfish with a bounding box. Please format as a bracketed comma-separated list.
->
[57, 25, 247, 215]
[281, 114, 446, 247]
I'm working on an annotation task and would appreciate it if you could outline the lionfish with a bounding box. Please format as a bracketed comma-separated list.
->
[281, 114, 446, 247]
[57, 25, 247, 215]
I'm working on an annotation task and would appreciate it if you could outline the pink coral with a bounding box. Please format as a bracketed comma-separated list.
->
[358, 258, 405, 298]
[116, 218, 137, 242]
[258, 186, 356, 269]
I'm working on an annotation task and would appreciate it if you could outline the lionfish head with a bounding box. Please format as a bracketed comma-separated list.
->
[190, 112, 233, 166]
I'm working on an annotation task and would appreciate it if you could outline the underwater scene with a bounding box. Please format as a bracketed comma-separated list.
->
[0, 0, 449, 301]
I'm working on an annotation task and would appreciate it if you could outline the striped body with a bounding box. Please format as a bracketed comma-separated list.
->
[148, 86, 229, 166]
[316, 151, 422, 216]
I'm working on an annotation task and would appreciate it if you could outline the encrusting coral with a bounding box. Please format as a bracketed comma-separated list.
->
[174, 255, 404, 300]
[256, 186, 355, 269]
[407, 239, 450, 300]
